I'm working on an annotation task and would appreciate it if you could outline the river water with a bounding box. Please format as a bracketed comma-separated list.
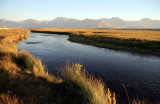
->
[17, 32, 160, 102]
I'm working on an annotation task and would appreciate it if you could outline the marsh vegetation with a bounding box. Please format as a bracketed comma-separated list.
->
[0, 29, 119, 104]
[31, 28, 160, 56]
[0, 28, 159, 103]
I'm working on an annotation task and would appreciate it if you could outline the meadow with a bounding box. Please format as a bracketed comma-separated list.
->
[0, 29, 119, 104]
[31, 28, 160, 56]
[31, 28, 160, 41]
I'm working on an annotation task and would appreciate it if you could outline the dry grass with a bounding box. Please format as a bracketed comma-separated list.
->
[0, 28, 61, 103]
[0, 28, 116, 104]
[0, 28, 155, 104]
[31, 28, 160, 55]
[31, 28, 160, 41]
[0, 93, 23, 104]
[0, 28, 29, 43]
[60, 62, 116, 104]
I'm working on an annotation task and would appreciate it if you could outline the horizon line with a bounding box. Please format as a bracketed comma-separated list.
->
[1, 17, 160, 22]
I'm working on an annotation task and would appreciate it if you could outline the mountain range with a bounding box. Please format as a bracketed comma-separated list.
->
[0, 17, 160, 29]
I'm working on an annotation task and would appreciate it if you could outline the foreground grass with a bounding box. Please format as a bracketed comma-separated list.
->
[60, 63, 116, 104]
[0, 29, 119, 104]
[31, 28, 160, 56]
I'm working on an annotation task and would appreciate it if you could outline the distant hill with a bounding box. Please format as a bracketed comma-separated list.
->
[0, 17, 160, 29]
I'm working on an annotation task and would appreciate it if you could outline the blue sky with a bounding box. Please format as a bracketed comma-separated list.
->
[0, 0, 160, 21]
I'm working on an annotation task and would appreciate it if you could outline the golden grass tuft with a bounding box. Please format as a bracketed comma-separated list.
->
[61, 62, 116, 104]
[0, 93, 23, 104]
[17, 50, 61, 83]
[0, 60, 20, 75]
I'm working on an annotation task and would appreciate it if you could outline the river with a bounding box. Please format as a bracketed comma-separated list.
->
[17, 32, 160, 102]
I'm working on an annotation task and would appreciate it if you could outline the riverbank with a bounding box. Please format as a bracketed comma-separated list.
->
[0, 29, 117, 104]
[31, 28, 160, 56]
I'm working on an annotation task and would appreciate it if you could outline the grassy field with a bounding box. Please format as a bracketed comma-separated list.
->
[0, 28, 120, 104]
[31, 28, 160, 56]
[31, 28, 160, 41]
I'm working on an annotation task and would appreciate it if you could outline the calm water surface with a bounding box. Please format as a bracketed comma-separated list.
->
[17, 33, 160, 102]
